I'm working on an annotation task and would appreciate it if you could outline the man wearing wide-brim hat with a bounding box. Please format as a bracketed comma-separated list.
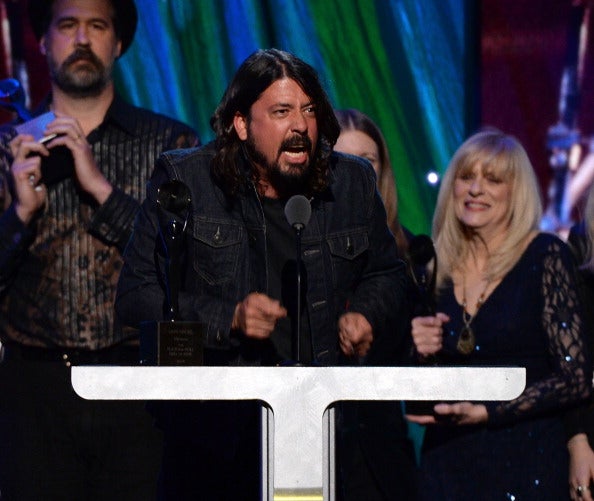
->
[0, 1, 198, 499]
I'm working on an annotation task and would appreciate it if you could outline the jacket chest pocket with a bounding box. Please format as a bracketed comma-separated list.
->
[191, 220, 243, 285]
[327, 230, 369, 287]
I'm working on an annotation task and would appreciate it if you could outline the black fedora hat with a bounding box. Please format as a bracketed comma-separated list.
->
[28, 0, 138, 55]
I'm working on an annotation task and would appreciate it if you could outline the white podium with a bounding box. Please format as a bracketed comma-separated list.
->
[72, 366, 525, 500]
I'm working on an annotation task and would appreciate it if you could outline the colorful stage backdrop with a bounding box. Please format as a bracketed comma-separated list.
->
[109, 0, 472, 235]
[4, 1, 594, 233]
[0, 0, 475, 235]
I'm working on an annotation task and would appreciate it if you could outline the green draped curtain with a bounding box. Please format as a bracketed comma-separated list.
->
[114, 0, 472, 235]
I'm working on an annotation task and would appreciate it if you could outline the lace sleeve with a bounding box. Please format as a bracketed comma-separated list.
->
[488, 238, 592, 425]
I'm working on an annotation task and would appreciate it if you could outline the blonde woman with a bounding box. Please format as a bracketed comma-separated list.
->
[408, 129, 591, 500]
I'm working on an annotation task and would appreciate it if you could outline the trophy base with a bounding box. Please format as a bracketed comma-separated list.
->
[140, 321, 205, 366]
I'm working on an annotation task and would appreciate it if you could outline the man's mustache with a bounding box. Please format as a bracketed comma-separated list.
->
[281, 134, 313, 152]
[63, 49, 103, 68]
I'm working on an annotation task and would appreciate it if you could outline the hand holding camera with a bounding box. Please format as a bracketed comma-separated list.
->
[11, 111, 112, 206]
[13, 111, 73, 189]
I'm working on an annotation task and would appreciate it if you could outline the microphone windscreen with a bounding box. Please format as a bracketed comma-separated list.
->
[408, 234, 436, 266]
[284, 195, 312, 230]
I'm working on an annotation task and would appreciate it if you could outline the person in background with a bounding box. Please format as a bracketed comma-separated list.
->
[115, 48, 409, 500]
[333, 107, 416, 500]
[566, 180, 594, 501]
[0, 1, 198, 499]
[408, 128, 591, 500]
[334, 108, 409, 256]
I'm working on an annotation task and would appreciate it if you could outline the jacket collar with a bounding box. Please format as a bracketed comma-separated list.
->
[34, 93, 136, 137]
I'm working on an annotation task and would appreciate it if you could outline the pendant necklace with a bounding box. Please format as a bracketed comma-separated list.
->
[457, 274, 490, 355]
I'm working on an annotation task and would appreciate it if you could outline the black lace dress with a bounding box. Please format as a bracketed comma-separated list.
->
[418, 233, 591, 501]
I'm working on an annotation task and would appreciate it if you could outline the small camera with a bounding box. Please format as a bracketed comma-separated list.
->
[15, 112, 74, 185]
[14, 111, 56, 143]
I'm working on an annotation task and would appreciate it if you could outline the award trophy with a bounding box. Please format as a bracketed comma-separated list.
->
[140, 180, 205, 365]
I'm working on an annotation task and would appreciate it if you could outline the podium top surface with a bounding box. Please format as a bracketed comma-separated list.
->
[71, 366, 526, 402]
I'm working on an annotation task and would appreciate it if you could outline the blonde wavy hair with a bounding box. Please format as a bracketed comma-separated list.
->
[433, 129, 542, 287]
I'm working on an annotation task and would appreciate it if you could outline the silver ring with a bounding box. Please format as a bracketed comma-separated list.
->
[577, 485, 587, 497]
[28, 174, 35, 186]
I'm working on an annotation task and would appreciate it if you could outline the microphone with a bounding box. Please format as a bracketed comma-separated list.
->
[407, 234, 437, 316]
[156, 180, 192, 321]
[284, 194, 312, 231]
[284, 195, 311, 364]
[405, 234, 441, 416]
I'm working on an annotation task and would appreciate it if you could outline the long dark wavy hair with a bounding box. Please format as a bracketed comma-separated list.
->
[210, 48, 340, 198]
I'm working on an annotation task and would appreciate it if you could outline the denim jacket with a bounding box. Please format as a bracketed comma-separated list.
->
[116, 143, 408, 366]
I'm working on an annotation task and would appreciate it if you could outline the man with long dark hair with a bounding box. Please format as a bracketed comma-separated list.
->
[117, 48, 409, 499]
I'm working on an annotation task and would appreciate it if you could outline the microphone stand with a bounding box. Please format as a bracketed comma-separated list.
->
[404, 234, 440, 415]
[294, 223, 304, 364]
[284, 194, 312, 366]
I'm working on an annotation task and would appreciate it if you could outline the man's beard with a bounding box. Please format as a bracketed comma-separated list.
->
[245, 133, 315, 198]
[49, 48, 113, 98]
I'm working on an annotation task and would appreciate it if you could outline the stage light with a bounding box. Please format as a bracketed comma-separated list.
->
[426, 171, 440, 185]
